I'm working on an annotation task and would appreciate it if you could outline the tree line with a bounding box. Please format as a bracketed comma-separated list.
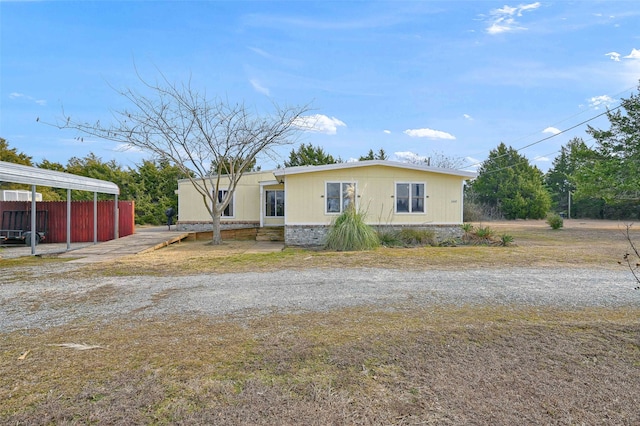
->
[467, 83, 640, 221]
[1, 138, 187, 225]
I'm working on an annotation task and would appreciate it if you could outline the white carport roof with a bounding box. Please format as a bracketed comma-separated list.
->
[0, 161, 119, 194]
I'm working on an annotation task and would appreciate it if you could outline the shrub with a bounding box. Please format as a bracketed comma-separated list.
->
[377, 228, 437, 247]
[438, 238, 458, 247]
[397, 228, 436, 246]
[463, 201, 504, 221]
[325, 207, 379, 251]
[546, 213, 564, 230]
[474, 225, 495, 239]
[461, 223, 474, 234]
[499, 233, 514, 246]
[378, 230, 403, 247]
[461, 225, 510, 246]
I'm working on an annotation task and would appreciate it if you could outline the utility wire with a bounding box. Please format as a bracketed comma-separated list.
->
[461, 104, 623, 172]
[460, 84, 636, 170]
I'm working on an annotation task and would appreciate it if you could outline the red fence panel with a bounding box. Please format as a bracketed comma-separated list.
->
[0, 200, 135, 243]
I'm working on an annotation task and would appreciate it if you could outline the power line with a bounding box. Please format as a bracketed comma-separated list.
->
[460, 84, 637, 170]
[461, 103, 623, 171]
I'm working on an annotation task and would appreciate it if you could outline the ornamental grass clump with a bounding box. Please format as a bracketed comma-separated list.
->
[325, 185, 379, 251]
[325, 207, 380, 251]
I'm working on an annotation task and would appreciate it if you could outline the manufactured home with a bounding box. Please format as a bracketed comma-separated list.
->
[177, 160, 476, 246]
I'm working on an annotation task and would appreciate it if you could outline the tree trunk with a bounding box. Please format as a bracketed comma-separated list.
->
[211, 212, 223, 245]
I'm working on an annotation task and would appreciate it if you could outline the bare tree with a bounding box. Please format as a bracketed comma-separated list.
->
[58, 75, 309, 244]
[394, 150, 465, 169]
[429, 150, 466, 169]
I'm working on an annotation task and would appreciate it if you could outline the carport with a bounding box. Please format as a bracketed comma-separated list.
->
[0, 160, 120, 255]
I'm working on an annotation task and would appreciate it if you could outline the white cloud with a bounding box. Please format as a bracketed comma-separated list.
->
[249, 79, 270, 96]
[605, 52, 621, 62]
[293, 114, 346, 135]
[394, 151, 429, 164]
[588, 95, 615, 109]
[383, 129, 391, 134]
[463, 114, 473, 121]
[403, 128, 456, 140]
[623, 48, 640, 59]
[543, 127, 561, 135]
[534, 155, 550, 162]
[8, 91, 46, 106]
[485, 2, 541, 35]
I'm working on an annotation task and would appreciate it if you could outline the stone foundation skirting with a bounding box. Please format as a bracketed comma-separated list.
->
[284, 225, 330, 247]
[284, 224, 463, 247]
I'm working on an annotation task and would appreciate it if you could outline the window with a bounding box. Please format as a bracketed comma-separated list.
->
[217, 189, 234, 217]
[326, 182, 356, 213]
[265, 190, 284, 217]
[396, 183, 425, 213]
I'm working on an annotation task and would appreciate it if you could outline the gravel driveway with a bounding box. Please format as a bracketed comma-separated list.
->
[1, 266, 638, 333]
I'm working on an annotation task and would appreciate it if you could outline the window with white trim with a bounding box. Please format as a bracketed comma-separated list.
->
[396, 183, 425, 213]
[265, 190, 284, 217]
[217, 189, 234, 217]
[326, 182, 356, 213]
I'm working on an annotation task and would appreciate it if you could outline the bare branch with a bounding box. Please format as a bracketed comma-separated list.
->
[54, 72, 310, 243]
[621, 223, 640, 290]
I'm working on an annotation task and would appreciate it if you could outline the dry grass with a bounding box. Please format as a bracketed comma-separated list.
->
[2, 219, 639, 424]
[68, 219, 640, 277]
[2, 307, 639, 425]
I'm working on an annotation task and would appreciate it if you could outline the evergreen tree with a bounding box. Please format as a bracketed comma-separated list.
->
[130, 159, 188, 225]
[0, 138, 32, 166]
[359, 148, 388, 161]
[284, 143, 341, 167]
[545, 138, 593, 217]
[572, 83, 640, 218]
[63, 153, 133, 201]
[470, 142, 550, 219]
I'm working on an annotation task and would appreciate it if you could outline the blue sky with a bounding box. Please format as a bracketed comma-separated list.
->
[1, 1, 639, 172]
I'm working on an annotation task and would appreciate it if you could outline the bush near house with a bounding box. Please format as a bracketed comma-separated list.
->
[324, 207, 380, 251]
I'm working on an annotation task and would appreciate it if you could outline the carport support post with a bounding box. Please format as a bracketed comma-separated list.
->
[93, 192, 98, 244]
[66, 189, 71, 251]
[114, 194, 119, 239]
[31, 185, 36, 255]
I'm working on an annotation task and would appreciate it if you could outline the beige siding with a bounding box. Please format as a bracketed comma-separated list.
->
[284, 165, 465, 225]
[178, 165, 469, 226]
[177, 171, 276, 223]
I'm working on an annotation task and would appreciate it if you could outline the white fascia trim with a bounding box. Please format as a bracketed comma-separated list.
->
[273, 160, 477, 179]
